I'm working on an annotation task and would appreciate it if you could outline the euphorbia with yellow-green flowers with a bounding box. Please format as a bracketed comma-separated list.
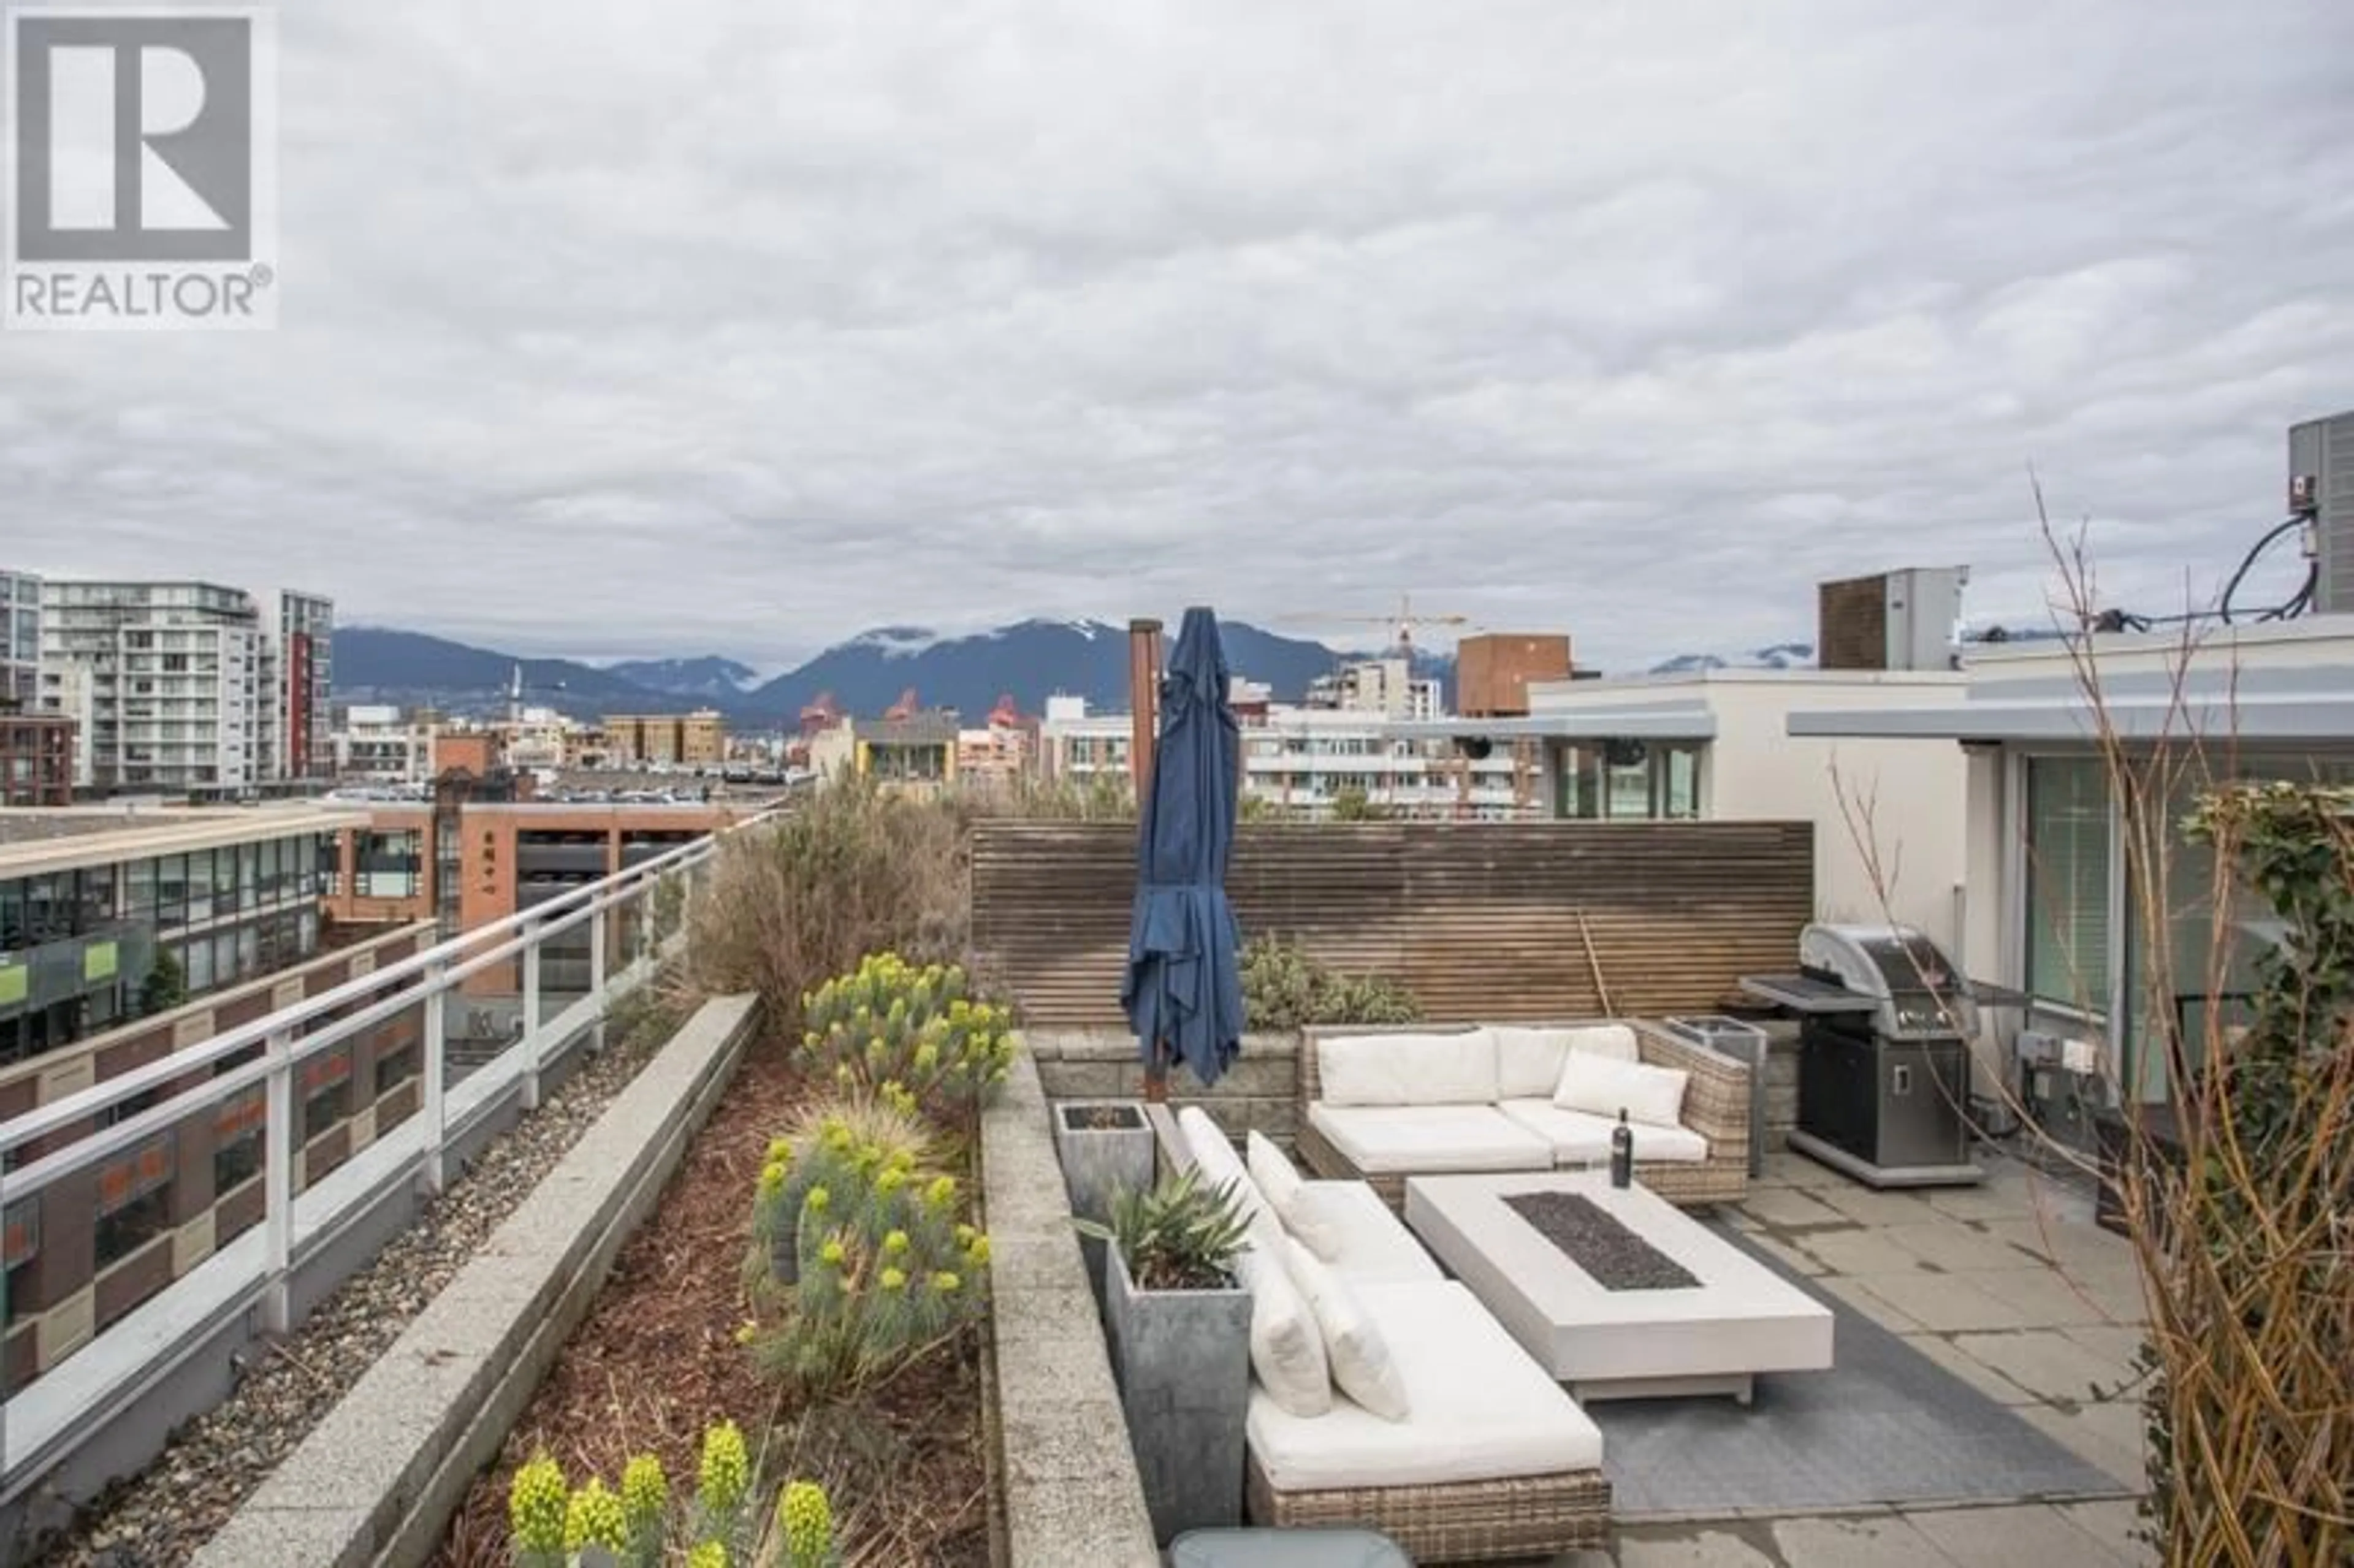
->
[797, 952, 1015, 1122]
[506, 1421, 786, 1568]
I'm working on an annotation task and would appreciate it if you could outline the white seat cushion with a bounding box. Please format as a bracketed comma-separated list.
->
[1298, 1180, 1443, 1284]
[1553, 1051, 1689, 1130]
[1317, 1029, 1499, 1106]
[1308, 1104, 1553, 1175]
[1247, 1280, 1606, 1490]
[1498, 1100, 1710, 1165]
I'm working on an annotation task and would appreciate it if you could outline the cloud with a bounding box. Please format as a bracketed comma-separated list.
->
[4, 0, 2351, 671]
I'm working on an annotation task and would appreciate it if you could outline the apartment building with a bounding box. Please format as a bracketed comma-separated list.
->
[1303, 655, 1443, 721]
[1037, 695, 1132, 785]
[1, 712, 75, 806]
[257, 588, 335, 782]
[1, 569, 39, 709]
[0, 805, 367, 1067]
[36, 580, 335, 796]
[1038, 687, 1545, 819]
[332, 704, 436, 783]
[603, 711, 725, 767]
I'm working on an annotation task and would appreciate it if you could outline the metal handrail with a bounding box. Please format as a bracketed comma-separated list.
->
[0, 805, 779, 1369]
[0, 808, 775, 1162]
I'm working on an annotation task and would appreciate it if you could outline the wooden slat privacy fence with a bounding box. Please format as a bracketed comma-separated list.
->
[970, 820, 1814, 1027]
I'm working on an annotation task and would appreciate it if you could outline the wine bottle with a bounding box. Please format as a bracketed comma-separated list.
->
[1610, 1107, 1634, 1189]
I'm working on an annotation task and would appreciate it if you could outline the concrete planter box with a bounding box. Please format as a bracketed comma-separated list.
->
[1102, 1247, 1252, 1545]
[1054, 1100, 1157, 1308]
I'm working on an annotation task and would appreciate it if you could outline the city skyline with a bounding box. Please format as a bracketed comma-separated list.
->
[4, 2, 2350, 669]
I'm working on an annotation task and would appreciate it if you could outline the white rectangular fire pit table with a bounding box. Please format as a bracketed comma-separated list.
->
[1403, 1171, 1834, 1404]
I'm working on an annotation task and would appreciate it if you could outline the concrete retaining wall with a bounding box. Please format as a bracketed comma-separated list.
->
[1025, 1030, 1299, 1147]
[188, 993, 760, 1568]
[980, 1049, 1158, 1568]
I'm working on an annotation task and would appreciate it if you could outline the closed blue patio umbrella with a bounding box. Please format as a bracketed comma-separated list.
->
[1121, 607, 1247, 1093]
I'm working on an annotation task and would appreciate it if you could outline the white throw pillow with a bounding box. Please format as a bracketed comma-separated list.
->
[1247, 1131, 1344, 1261]
[1553, 1050, 1689, 1130]
[1282, 1236, 1411, 1422]
[1236, 1239, 1333, 1417]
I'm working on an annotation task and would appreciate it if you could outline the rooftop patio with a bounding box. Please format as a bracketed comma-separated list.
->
[1575, 1146, 2152, 1567]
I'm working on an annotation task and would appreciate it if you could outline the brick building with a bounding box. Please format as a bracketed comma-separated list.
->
[1, 710, 74, 807]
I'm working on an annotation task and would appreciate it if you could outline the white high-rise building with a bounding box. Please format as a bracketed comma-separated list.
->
[0, 568, 39, 709]
[37, 580, 334, 794]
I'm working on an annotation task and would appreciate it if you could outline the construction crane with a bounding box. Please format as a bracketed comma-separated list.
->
[1282, 593, 1474, 657]
[506, 663, 567, 726]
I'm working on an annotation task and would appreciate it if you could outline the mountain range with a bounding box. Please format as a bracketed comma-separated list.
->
[333, 618, 1819, 725]
[333, 618, 1437, 723]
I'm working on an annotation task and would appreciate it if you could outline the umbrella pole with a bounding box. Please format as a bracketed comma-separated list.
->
[1144, 1041, 1170, 1103]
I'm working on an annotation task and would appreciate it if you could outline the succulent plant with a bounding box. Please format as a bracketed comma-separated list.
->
[563, 1477, 629, 1557]
[619, 1453, 667, 1562]
[1073, 1168, 1253, 1292]
[796, 953, 1016, 1121]
[507, 1452, 569, 1568]
[775, 1479, 839, 1568]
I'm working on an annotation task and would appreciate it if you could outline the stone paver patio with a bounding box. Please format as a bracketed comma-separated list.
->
[1556, 1146, 2157, 1567]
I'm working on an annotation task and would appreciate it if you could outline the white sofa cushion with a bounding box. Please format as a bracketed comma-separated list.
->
[1307, 1104, 1552, 1175]
[1316, 1029, 1498, 1107]
[1247, 1280, 1605, 1490]
[1298, 1181, 1444, 1285]
[1282, 1236, 1410, 1421]
[1235, 1239, 1333, 1418]
[1487, 1022, 1642, 1098]
[1498, 1099, 1710, 1164]
[1247, 1131, 1343, 1261]
[1553, 1050, 1689, 1130]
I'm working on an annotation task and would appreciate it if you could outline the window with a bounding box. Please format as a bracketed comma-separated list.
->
[358, 830, 422, 898]
[303, 1079, 352, 1142]
[95, 1186, 171, 1269]
[214, 1130, 262, 1195]
[2024, 756, 2111, 1011]
[375, 1043, 418, 1096]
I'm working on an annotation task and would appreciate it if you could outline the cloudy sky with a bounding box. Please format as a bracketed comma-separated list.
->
[6, 0, 2353, 673]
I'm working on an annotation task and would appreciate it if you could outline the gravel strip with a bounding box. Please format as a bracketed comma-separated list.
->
[1505, 1190, 1703, 1292]
[32, 999, 689, 1568]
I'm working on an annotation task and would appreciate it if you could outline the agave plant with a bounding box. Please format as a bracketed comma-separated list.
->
[1073, 1168, 1254, 1292]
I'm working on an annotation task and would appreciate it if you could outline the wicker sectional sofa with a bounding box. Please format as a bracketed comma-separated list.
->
[1293, 1019, 1754, 1209]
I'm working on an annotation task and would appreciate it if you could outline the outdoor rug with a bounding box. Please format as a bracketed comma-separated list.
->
[1587, 1223, 2133, 1518]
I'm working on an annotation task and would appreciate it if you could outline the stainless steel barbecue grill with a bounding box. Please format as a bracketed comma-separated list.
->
[1741, 923, 1986, 1189]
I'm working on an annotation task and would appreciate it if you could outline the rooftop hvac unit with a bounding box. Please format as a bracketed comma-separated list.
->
[2289, 409, 2354, 616]
[1816, 566, 1970, 671]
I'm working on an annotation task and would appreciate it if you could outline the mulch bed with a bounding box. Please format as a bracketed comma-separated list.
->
[1505, 1191, 1702, 1292]
[432, 1036, 991, 1568]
